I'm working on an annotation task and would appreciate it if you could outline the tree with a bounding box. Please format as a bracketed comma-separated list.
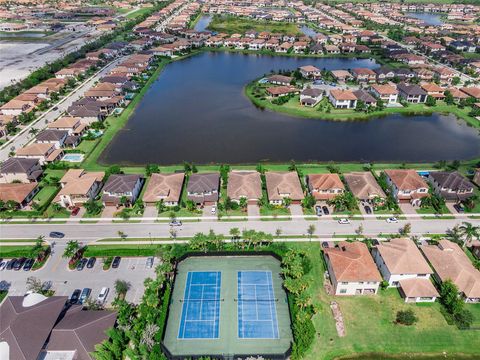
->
[239, 197, 247, 210]
[275, 228, 282, 238]
[145, 164, 160, 176]
[156, 199, 166, 213]
[301, 194, 315, 209]
[84, 200, 103, 215]
[5, 200, 19, 211]
[458, 222, 480, 247]
[229, 227, 240, 240]
[189, 232, 210, 252]
[29, 237, 44, 259]
[283, 197, 292, 208]
[376, 98, 385, 111]
[62, 240, 79, 259]
[355, 99, 366, 112]
[426, 95, 436, 107]
[114, 280, 131, 300]
[295, 292, 312, 310]
[399, 223, 411, 236]
[307, 224, 316, 241]
[396, 309, 418, 326]
[440, 280, 463, 315]
[119, 196, 129, 207]
[327, 192, 357, 212]
[26, 276, 43, 292]
[444, 90, 454, 105]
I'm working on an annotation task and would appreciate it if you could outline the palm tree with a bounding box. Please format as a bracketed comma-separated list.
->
[458, 222, 480, 247]
[307, 224, 316, 241]
[62, 240, 79, 259]
[229, 227, 240, 240]
[295, 292, 312, 310]
[114, 280, 131, 300]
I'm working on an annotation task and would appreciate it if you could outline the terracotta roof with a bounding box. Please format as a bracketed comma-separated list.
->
[308, 173, 344, 196]
[227, 171, 262, 201]
[371, 84, 398, 95]
[266, 85, 297, 96]
[16, 143, 54, 156]
[143, 173, 185, 203]
[56, 169, 104, 199]
[0, 182, 38, 203]
[420, 240, 480, 299]
[299, 65, 320, 72]
[330, 89, 357, 101]
[460, 87, 480, 99]
[331, 70, 352, 79]
[399, 278, 439, 298]
[384, 169, 428, 191]
[324, 242, 382, 282]
[344, 172, 386, 199]
[265, 171, 304, 201]
[374, 238, 433, 275]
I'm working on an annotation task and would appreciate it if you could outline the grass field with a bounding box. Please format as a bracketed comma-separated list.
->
[207, 15, 302, 35]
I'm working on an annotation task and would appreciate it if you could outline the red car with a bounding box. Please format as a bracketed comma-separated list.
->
[71, 207, 80, 216]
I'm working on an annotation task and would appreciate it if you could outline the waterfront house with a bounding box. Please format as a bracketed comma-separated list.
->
[460, 87, 480, 100]
[323, 242, 382, 296]
[16, 143, 63, 165]
[428, 171, 474, 202]
[328, 89, 357, 109]
[384, 169, 429, 206]
[102, 174, 144, 207]
[266, 75, 292, 86]
[397, 83, 428, 103]
[307, 173, 345, 201]
[420, 240, 480, 303]
[299, 65, 321, 79]
[266, 86, 298, 98]
[0, 182, 39, 209]
[420, 83, 445, 99]
[300, 88, 323, 106]
[56, 169, 104, 208]
[352, 68, 376, 83]
[143, 173, 185, 207]
[47, 116, 87, 136]
[331, 70, 353, 83]
[187, 173, 220, 206]
[344, 172, 385, 202]
[227, 171, 262, 205]
[374, 66, 396, 82]
[446, 88, 469, 102]
[353, 90, 377, 107]
[265, 171, 304, 205]
[370, 84, 398, 104]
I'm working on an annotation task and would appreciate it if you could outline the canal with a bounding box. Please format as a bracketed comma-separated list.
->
[99, 52, 480, 165]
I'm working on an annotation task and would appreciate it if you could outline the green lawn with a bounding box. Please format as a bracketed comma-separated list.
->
[207, 15, 302, 35]
[0, 245, 48, 258]
[416, 205, 450, 215]
[125, 7, 152, 19]
[76, 139, 99, 154]
[32, 185, 58, 208]
[83, 244, 160, 257]
[259, 206, 290, 216]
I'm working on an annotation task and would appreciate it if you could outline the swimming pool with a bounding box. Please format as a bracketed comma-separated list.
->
[61, 153, 84, 163]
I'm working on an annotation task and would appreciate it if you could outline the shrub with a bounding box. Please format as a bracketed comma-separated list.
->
[396, 309, 418, 326]
[453, 309, 474, 330]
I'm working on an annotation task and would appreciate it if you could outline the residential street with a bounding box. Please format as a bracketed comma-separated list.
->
[1, 218, 478, 241]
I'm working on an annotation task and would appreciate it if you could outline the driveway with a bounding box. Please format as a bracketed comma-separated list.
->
[358, 201, 374, 216]
[445, 202, 461, 215]
[399, 202, 417, 215]
[202, 205, 216, 220]
[101, 206, 117, 218]
[247, 204, 260, 219]
[143, 205, 158, 220]
[71, 207, 87, 218]
[290, 204, 304, 218]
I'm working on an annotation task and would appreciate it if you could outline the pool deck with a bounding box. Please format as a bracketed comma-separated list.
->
[162, 255, 292, 358]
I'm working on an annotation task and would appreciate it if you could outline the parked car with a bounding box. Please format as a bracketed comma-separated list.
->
[6, 259, 17, 270]
[321, 241, 329, 248]
[13, 258, 26, 271]
[146, 257, 154, 269]
[79, 288, 91, 304]
[41, 281, 52, 292]
[97, 287, 109, 304]
[112, 256, 121, 269]
[338, 218, 350, 224]
[453, 204, 464, 213]
[169, 220, 182, 226]
[49, 231, 64, 238]
[71, 207, 80, 216]
[86, 257, 96, 269]
[211, 206, 216, 214]
[364, 206, 372, 214]
[52, 106, 58, 111]
[0, 261, 6, 271]
[386, 217, 398, 223]
[76, 258, 87, 271]
[315, 206, 322, 216]
[23, 258, 35, 271]
[322, 206, 330, 215]
[70, 289, 81, 304]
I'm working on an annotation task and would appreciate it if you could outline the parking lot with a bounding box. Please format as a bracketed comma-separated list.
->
[0, 254, 156, 306]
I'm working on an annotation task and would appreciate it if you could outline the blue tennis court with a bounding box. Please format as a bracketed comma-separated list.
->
[237, 271, 279, 339]
[178, 271, 221, 339]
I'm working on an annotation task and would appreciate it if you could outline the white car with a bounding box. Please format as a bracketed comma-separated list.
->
[97, 287, 109, 304]
[338, 218, 350, 224]
[386, 217, 399, 223]
[0, 261, 6, 271]
[211, 206, 216, 214]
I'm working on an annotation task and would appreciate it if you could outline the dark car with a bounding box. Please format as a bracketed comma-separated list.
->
[71, 207, 80, 216]
[70, 289, 81, 304]
[86, 257, 96, 269]
[79, 288, 91, 304]
[112, 256, 121, 269]
[315, 206, 322, 216]
[453, 204, 465, 213]
[321, 241, 329, 248]
[23, 258, 35, 271]
[364, 205, 372, 214]
[49, 231, 65, 238]
[322, 206, 330, 215]
[13, 257, 26, 271]
[76, 258, 87, 271]
[52, 106, 59, 111]
[6, 258, 17, 270]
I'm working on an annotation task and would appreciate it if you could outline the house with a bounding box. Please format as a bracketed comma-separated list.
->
[102, 174, 144, 206]
[328, 89, 357, 109]
[266, 75, 292, 86]
[307, 173, 345, 201]
[265, 171, 304, 205]
[0, 182, 39, 208]
[300, 88, 323, 106]
[299, 65, 321, 79]
[384, 169, 429, 206]
[15, 143, 63, 165]
[323, 242, 382, 295]
[0, 157, 43, 183]
[344, 172, 386, 202]
[397, 83, 428, 103]
[331, 70, 353, 83]
[142, 173, 185, 206]
[324, 45, 340, 54]
[398, 278, 439, 303]
[473, 168, 480, 187]
[446, 88, 469, 102]
[374, 66, 396, 82]
[420, 240, 480, 303]
[47, 116, 87, 135]
[0, 293, 117, 360]
[428, 171, 474, 202]
[266, 86, 298, 98]
[353, 89, 377, 107]
[56, 169, 105, 208]
[227, 171, 262, 205]
[35, 129, 69, 149]
[460, 87, 480, 100]
[372, 238, 434, 290]
[420, 83, 445, 99]
[187, 173, 220, 205]
[352, 68, 376, 83]
[370, 84, 398, 104]
[0, 99, 34, 116]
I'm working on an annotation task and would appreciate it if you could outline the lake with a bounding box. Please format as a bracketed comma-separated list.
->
[406, 12, 444, 26]
[99, 52, 480, 165]
[194, 15, 213, 32]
